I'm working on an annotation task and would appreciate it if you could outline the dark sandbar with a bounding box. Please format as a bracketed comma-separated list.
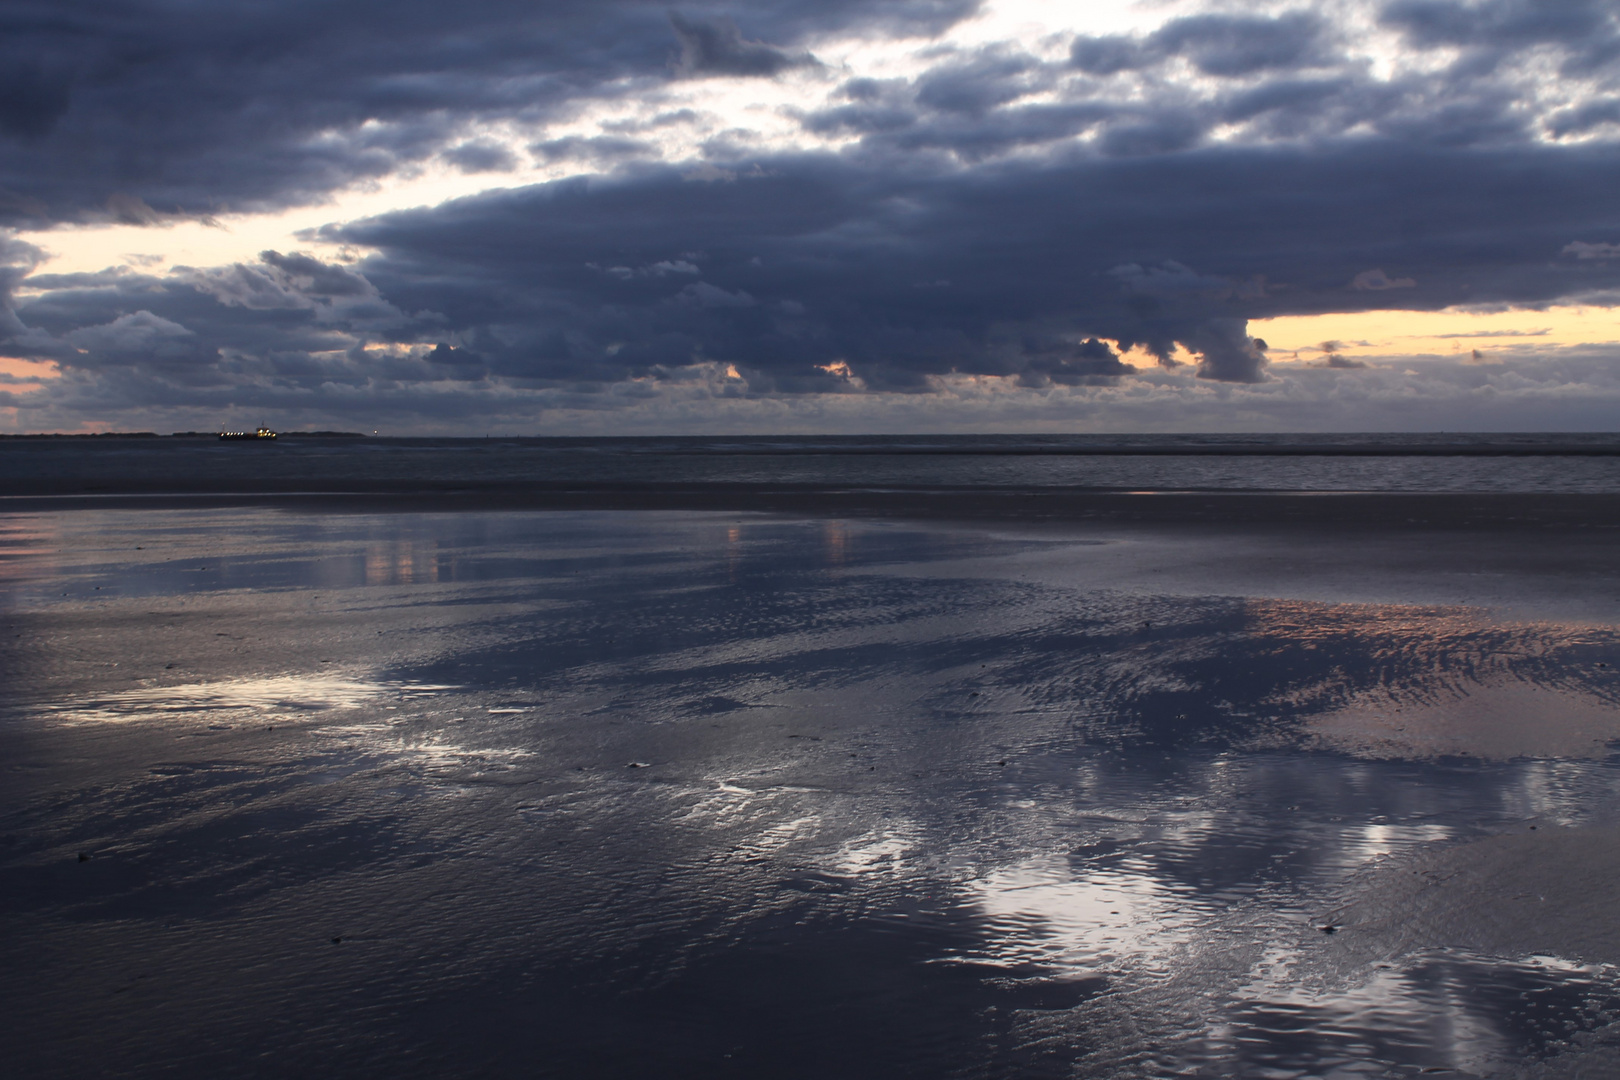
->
[8, 483, 1620, 534]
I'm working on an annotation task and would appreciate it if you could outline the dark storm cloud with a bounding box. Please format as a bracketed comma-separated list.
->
[441, 141, 520, 174]
[184, 139, 1591, 396]
[11, 117, 1620, 416]
[1015, 338, 1137, 388]
[1179, 320, 1269, 383]
[0, 63, 73, 141]
[669, 14, 819, 77]
[913, 49, 1043, 114]
[804, 80, 919, 137]
[1320, 353, 1369, 369]
[1548, 98, 1620, 137]
[1150, 12, 1331, 76]
[1382, 0, 1615, 49]
[4, 249, 472, 425]
[1071, 12, 1332, 77]
[0, 0, 979, 226]
[1217, 75, 1378, 133]
[1096, 114, 1207, 158]
[12, 130, 1620, 412]
[1066, 36, 1144, 78]
[1382, 0, 1620, 75]
[257, 251, 376, 299]
[531, 135, 656, 167]
[809, 1, 1585, 168]
[805, 80, 1113, 162]
[0, 233, 46, 338]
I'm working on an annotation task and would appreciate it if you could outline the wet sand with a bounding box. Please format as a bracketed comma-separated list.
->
[2, 503, 1619, 1077]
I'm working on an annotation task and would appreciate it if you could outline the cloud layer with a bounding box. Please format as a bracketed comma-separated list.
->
[3, 0, 1620, 431]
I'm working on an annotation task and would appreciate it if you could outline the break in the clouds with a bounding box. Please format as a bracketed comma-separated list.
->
[3, 0, 1620, 432]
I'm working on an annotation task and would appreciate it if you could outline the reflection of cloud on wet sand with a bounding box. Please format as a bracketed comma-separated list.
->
[1197, 949, 1620, 1077]
[1305, 681, 1620, 761]
[1332, 825, 1620, 967]
[964, 854, 1193, 973]
[1236, 599, 1620, 761]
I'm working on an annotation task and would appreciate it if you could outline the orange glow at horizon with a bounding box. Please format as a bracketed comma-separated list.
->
[1250, 305, 1620, 363]
[0, 356, 60, 384]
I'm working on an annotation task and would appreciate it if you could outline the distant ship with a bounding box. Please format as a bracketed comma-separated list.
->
[219, 427, 278, 441]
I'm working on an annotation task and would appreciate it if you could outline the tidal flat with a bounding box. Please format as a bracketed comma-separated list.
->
[3, 505, 1620, 1078]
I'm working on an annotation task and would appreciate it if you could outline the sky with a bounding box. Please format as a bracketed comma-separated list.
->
[2, 0, 1619, 434]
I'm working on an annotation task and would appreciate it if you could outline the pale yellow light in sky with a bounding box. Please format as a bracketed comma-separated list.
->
[12, 73, 843, 278]
[1252, 305, 1620, 361]
[14, 164, 533, 279]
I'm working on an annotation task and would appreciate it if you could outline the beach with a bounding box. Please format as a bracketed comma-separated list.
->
[3, 439, 1620, 1077]
[13, 0, 1620, 1069]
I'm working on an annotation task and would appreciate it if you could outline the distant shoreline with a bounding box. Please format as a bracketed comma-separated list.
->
[5, 485, 1620, 533]
[2, 432, 1619, 456]
[0, 431, 367, 440]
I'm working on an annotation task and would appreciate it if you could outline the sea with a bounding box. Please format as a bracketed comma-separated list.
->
[4, 432, 1620, 495]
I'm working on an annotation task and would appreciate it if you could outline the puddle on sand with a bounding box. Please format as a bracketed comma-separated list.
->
[961, 853, 1198, 973]
[0, 517, 57, 582]
[42, 672, 453, 726]
[36, 672, 548, 783]
[1305, 680, 1620, 762]
[1182, 951, 1620, 1078]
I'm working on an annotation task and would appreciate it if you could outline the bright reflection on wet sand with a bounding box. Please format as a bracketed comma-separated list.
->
[968, 854, 1194, 972]
[47, 672, 407, 724]
[2, 508, 1620, 1078]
